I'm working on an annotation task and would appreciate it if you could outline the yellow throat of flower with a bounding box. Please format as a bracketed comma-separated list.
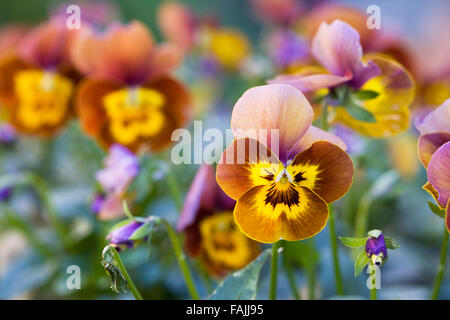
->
[14, 70, 72, 130]
[103, 87, 166, 146]
[199, 211, 256, 271]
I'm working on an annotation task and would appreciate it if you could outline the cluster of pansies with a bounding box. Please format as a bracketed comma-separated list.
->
[1, 0, 449, 301]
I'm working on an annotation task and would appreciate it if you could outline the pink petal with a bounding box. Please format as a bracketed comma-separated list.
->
[416, 99, 450, 135]
[269, 72, 350, 92]
[428, 141, 450, 208]
[231, 84, 313, 164]
[311, 20, 380, 87]
[288, 125, 347, 159]
[177, 164, 216, 231]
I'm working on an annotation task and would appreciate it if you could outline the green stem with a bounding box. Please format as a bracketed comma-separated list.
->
[354, 193, 372, 238]
[26, 173, 70, 246]
[165, 166, 183, 212]
[431, 226, 449, 300]
[307, 265, 316, 300]
[329, 205, 344, 295]
[159, 218, 200, 300]
[0, 204, 53, 257]
[321, 101, 329, 131]
[269, 241, 282, 300]
[370, 265, 377, 300]
[283, 253, 301, 300]
[107, 246, 143, 300]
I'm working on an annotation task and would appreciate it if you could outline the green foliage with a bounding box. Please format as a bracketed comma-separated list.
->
[209, 249, 270, 300]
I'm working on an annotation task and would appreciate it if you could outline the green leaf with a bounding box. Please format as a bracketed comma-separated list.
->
[384, 236, 400, 250]
[209, 249, 270, 300]
[367, 229, 382, 238]
[122, 201, 134, 219]
[129, 221, 154, 241]
[335, 85, 348, 102]
[352, 90, 379, 101]
[354, 249, 370, 277]
[428, 201, 446, 218]
[339, 236, 368, 248]
[345, 100, 376, 122]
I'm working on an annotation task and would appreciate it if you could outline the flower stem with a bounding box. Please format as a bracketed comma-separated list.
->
[282, 246, 301, 300]
[1, 204, 53, 257]
[159, 218, 200, 300]
[269, 241, 282, 300]
[307, 265, 316, 300]
[370, 266, 377, 300]
[165, 165, 183, 212]
[329, 205, 344, 295]
[321, 101, 329, 131]
[106, 246, 143, 300]
[431, 226, 449, 300]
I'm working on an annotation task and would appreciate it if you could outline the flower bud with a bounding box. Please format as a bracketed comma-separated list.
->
[365, 233, 387, 265]
[106, 220, 143, 249]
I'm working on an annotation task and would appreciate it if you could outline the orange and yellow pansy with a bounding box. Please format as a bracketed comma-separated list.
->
[216, 84, 353, 243]
[0, 21, 77, 136]
[72, 21, 192, 152]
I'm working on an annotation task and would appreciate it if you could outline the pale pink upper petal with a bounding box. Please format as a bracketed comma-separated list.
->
[428, 141, 450, 208]
[311, 20, 380, 87]
[268, 72, 350, 92]
[231, 84, 313, 164]
[416, 99, 450, 135]
[288, 125, 347, 159]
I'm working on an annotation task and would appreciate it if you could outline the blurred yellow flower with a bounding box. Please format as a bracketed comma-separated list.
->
[209, 28, 250, 69]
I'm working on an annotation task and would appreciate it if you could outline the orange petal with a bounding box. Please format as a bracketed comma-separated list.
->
[71, 21, 154, 83]
[0, 54, 30, 106]
[234, 184, 329, 243]
[423, 181, 442, 209]
[75, 78, 122, 138]
[216, 138, 282, 200]
[147, 43, 183, 81]
[288, 141, 353, 203]
[143, 76, 191, 152]
[231, 84, 313, 163]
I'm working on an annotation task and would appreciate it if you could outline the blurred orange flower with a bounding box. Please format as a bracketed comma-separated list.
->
[0, 20, 78, 136]
[72, 21, 192, 152]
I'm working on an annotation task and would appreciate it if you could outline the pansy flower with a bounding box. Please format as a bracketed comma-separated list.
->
[94, 144, 139, 220]
[304, 3, 416, 75]
[177, 164, 259, 276]
[270, 20, 415, 138]
[72, 21, 191, 152]
[216, 84, 353, 243]
[0, 20, 78, 136]
[416, 99, 450, 231]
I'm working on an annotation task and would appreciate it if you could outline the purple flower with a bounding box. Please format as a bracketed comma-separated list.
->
[0, 187, 12, 201]
[0, 123, 16, 145]
[91, 193, 105, 214]
[270, 20, 381, 92]
[268, 29, 309, 69]
[365, 233, 388, 265]
[96, 144, 139, 195]
[107, 220, 143, 248]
